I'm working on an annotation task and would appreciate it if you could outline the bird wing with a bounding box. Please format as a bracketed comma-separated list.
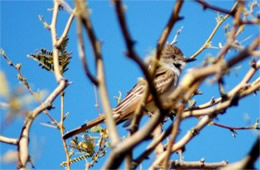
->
[112, 79, 147, 121]
[113, 66, 175, 120]
[153, 66, 175, 94]
[63, 67, 175, 139]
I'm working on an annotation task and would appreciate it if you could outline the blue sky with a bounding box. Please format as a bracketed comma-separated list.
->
[0, 0, 259, 169]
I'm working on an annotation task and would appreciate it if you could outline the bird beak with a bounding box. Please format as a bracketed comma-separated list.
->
[184, 57, 196, 63]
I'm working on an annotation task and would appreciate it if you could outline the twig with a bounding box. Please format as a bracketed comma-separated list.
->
[187, 60, 260, 111]
[0, 49, 59, 128]
[58, 0, 74, 14]
[150, 115, 212, 169]
[17, 0, 73, 167]
[189, 1, 238, 59]
[196, 0, 259, 25]
[212, 121, 259, 131]
[215, 1, 245, 61]
[133, 123, 172, 168]
[149, 0, 184, 111]
[60, 92, 71, 169]
[153, 124, 164, 160]
[76, 5, 99, 85]
[0, 135, 18, 145]
[195, 0, 236, 16]
[163, 104, 185, 168]
[50, 0, 63, 81]
[56, 9, 75, 47]
[17, 79, 68, 169]
[170, 159, 228, 169]
[170, 26, 184, 45]
[112, 0, 156, 133]
[75, 0, 120, 146]
[154, 0, 184, 61]
[171, 36, 259, 102]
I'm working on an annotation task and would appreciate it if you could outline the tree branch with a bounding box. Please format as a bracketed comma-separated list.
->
[0, 136, 18, 145]
[170, 159, 228, 169]
[75, 0, 120, 146]
[17, 79, 68, 169]
[189, 1, 238, 59]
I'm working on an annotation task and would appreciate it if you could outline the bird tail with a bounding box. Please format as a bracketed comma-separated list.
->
[63, 115, 105, 140]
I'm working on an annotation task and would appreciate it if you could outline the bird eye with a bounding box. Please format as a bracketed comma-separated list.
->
[172, 55, 176, 59]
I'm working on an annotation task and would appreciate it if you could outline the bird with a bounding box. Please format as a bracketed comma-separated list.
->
[63, 43, 190, 140]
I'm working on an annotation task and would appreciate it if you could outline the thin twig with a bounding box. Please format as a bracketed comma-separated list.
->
[112, 0, 156, 133]
[150, 115, 212, 169]
[57, 9, 75, 47]
[163, 104, 185, 168]
[75, 0, 120, 146]
[170, 26, 184, 45]
[187, 60, 260, 111]
[17, 79, 68, 169]
[195, 0, 236, 16]
[189, 1, 238, 59]
[212, 121, 259, 131]
[0, 49, 59, 128]
[215, 1, 245, 61]
[133, 123, 173, 168]
[76, 5, 99, 85]
[182, 78, 260, 118]
[60, 92, 71, 169]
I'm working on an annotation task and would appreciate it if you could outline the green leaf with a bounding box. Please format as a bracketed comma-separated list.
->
[91, 125, 103, 133]
[27, 37, 71, 74]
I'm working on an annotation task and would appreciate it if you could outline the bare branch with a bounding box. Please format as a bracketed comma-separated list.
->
[50, 0, 63, 81]
[75, 0, 120, 146]
[0, 136, 18, 145]
[183, 77, 260, 118]
[195, 0, 236, 16]
[0, 49, 59, 128]
[112, 0, 168, 136]
[212, 121, 259, 131]
[56, 9, 75, 47]
[188, 60, 260, 111]
[59, 92, 71, 168]
[17, 79, 69, 169]
[150, 115, 212, 169]
[170, 26, 184, 45]
[76, 4, 98, 85]
[170, 159, 228, 169]
[133, 123, 172, 168]
[189, 1, 238, 59]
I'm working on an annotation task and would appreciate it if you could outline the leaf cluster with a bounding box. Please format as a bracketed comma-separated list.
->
[27, 37, 71, 74]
